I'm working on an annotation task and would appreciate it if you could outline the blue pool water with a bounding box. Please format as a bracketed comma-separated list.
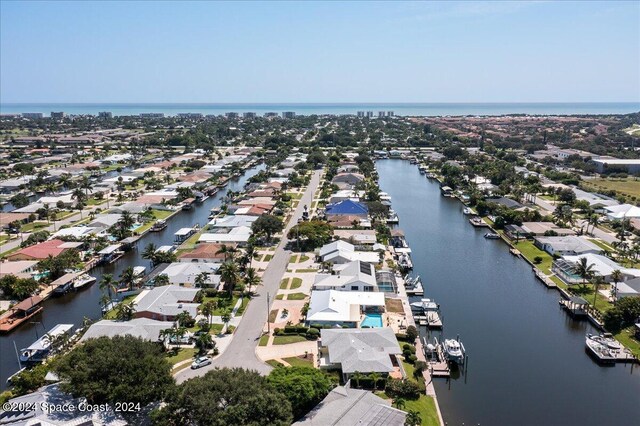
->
[361, 314, 383, 328]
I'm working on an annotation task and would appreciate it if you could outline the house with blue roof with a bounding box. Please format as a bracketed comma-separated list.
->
[325, 200, 369, 219]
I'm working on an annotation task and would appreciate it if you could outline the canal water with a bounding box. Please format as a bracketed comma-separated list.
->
[0, 165, 263, 389]
[377, 159, 640, 426]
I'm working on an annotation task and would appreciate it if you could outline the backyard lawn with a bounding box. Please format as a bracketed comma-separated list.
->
[199, 294, 239, 315]
[513, 240, 553, 274]
[282, 355, 313, 367]
[272, 335, 307, 345]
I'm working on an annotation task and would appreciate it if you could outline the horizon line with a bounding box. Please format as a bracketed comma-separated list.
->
[2, 101, 640, 105]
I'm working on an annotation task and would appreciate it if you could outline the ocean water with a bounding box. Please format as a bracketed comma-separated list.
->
[1, 102, 639, 117]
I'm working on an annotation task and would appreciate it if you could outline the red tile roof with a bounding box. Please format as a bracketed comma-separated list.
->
[8, 239, 69, 260]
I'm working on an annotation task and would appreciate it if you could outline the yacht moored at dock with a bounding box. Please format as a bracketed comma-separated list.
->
[469, 217, 489, 227]
[151, 219, 167, 231]
[73, 274, 97, 290]
[444, 338, 466, 365]
[19, 324, 74, 363]
[484, 232, 501, 239]
[463, 207, 473, 215]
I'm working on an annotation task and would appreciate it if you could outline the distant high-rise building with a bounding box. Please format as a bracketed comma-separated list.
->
[264, 112, 279, 118]
[50, 111, 65, 119]
[243, 112, 257, 118]
[226, 112, 239, 119]
[282, 111, 296, 119]
[98, 111, 113, 118]
[378, 111, 385, 117]
[357, 111, 365, 118]
[140, 113, 164, 118]
[387, 111, 394, 117]
[22, 112, 43, 119]
[177, 113, 203, 119]
[366, 111, 374, 118]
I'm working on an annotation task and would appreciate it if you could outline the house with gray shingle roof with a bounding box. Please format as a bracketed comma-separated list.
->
[294, 383, 406, 426]
[319, 328, 402, 381]
[133, 285, 200, 321]
[79, 318, 174, 343]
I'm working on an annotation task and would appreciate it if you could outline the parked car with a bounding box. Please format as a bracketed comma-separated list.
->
[191, 356, 212, 369]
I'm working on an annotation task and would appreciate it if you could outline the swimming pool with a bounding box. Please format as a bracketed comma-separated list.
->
[361, 313, 383, 328]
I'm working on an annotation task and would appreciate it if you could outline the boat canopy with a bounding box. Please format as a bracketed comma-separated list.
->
[174, 228, 194, 236]
[50, 272, 80, 286]
[22, 324, 73, 351]
[99, 244, 122, 255]
[13, 296, 43, 311]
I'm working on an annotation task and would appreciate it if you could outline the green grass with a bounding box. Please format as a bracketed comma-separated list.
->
[269, 309, 279, 323]
[286, 292, 307, 300]
[280, 278, 290, 289]
[513, 240, 553, 274]
[104, 294, 137, 319]
[272, 335, 307, 345]
[295, 268, 317, 273]
[583, 178, 640, 199]
[266, 359, 284, 367]
[20, 221, 49, 232]
[588, 238, 614, 252]
[86, 198, 105, 206]
[165, 348, 198, 366]
[404, 395, 440, 426]
[289, 255, 298, 263]
[298, 255, 310, 263]
[401, 360, 425, 392]
[275, 294, 284, 300]
[0, 246, 21, 258]
[136, 210, 175, 233]
[614, 326, 640, 358]
[200, 295, 239, 315]
[259, 334, 270, 346]
[236, 297, 249, 315]
[263, 254, 273, 262]
[282, 355, 313, 367]
[290, 277, 302, 289]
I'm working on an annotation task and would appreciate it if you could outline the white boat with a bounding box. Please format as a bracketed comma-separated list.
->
[410, 298, 439, 312]
[73, 274, 97, 290]
[463, 207, 472, 215]
[444, 339, 465, 364]
[151, 219, 167, 231]
[585, 335, 616, 363]
[587, 333, 622, 351]
[20, 324, 74, 363]
[484, 232, 500, 239]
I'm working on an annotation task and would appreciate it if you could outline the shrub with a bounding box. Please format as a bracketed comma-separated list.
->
[385, 378, 421, 399]
[533, 256, 543, 264]
[306, 328, 320, 340]
[405, 325, 418, 342]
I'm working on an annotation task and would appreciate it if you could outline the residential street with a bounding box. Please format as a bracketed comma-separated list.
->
[176, 169, 322, 382]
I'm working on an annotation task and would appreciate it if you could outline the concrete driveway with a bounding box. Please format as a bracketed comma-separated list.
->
[175, 169, 322, 383]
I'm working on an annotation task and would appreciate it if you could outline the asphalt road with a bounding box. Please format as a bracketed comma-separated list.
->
[176, 169, 322, 383]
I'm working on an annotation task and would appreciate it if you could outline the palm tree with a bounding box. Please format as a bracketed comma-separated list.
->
[142, 243, 158, 266]
[175, 310, 193, 328]
[219, 261, 240, 295]
[154, 274, 169, 287]
[115, 302, 136, 321]
[573, 257, 595, 290]
[611, 269, 623, 302]
[119, 266, 137, 291]
[351, 371, 363, 389]
[201, 300, 217, 326]
[195, 272, 210, 288]
[216, 244, 238, 262]
[369, 372, 381, 391]
[592, 275, 604, 309]
[58, 173, 71, 190]
[118, 210, 135, 230]
[195, 333, 214, 355]
[405, 410, 422, 426]
[221, 308, 232, 326]
[72, 187, 87, 203]
[393, 397, 406, 410]
[99, 274, 117, 304]
[243, 267, 261, 295]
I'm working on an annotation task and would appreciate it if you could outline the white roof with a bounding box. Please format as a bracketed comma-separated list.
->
[605, 204, 640, 219]
[53, 226, 99, 238]
[161, 262, 220, 285]
[80, 318, 174, 342]
[320, 328, 401, 374]
[98, 244, 122, 255]
[307, 290, 384, 323]
[207, 214, 258, 228]
[562, 253, 640, 278]
[319, 240, 355, 258]
[198, 226, 252, 243]
[174, 228, 194, 236]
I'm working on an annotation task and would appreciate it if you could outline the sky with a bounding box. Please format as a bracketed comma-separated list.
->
[1, 1, 639, 103]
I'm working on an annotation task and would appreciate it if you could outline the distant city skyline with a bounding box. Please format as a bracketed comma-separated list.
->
[1, 1, 638, 103]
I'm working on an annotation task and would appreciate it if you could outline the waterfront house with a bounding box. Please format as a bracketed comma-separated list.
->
[318, 328, 402, 381]
[331, 172, 365, 190]
[485, 196, 523, 210]
[198, 226, 252, 246]
[79, 318, 174, 343]
[520, 222, 575, 236]
[294, 384, 406, 426]
[178, 243, 230, 263]
[325, 200, 369, 219]
[313, 260, 378, 292]
[318, 240, 380, 265]
[306, 290, 385, 327]
[160, 262, 220, 287]
[0, 260, 39, 280]
[7, 240, 81, 261]
[333, 229, 377, 245]
[534, 236, 602, 256]
[207, 214, 258, 229]
[553, 253, 640, 285]
[504, 224, 528, 241]
[134, 285, 200, 321]
[329, 189, 363, 204]
[611, 277, 640, 299]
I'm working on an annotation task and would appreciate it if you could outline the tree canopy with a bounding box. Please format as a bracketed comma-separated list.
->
[53, 335, 173, 406]
[266, 366, 334, 419]
[152, 368, 293, 426]
[251, 214, 284, 241]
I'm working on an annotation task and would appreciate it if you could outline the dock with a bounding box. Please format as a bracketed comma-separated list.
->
[414, 311, 443, 328]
